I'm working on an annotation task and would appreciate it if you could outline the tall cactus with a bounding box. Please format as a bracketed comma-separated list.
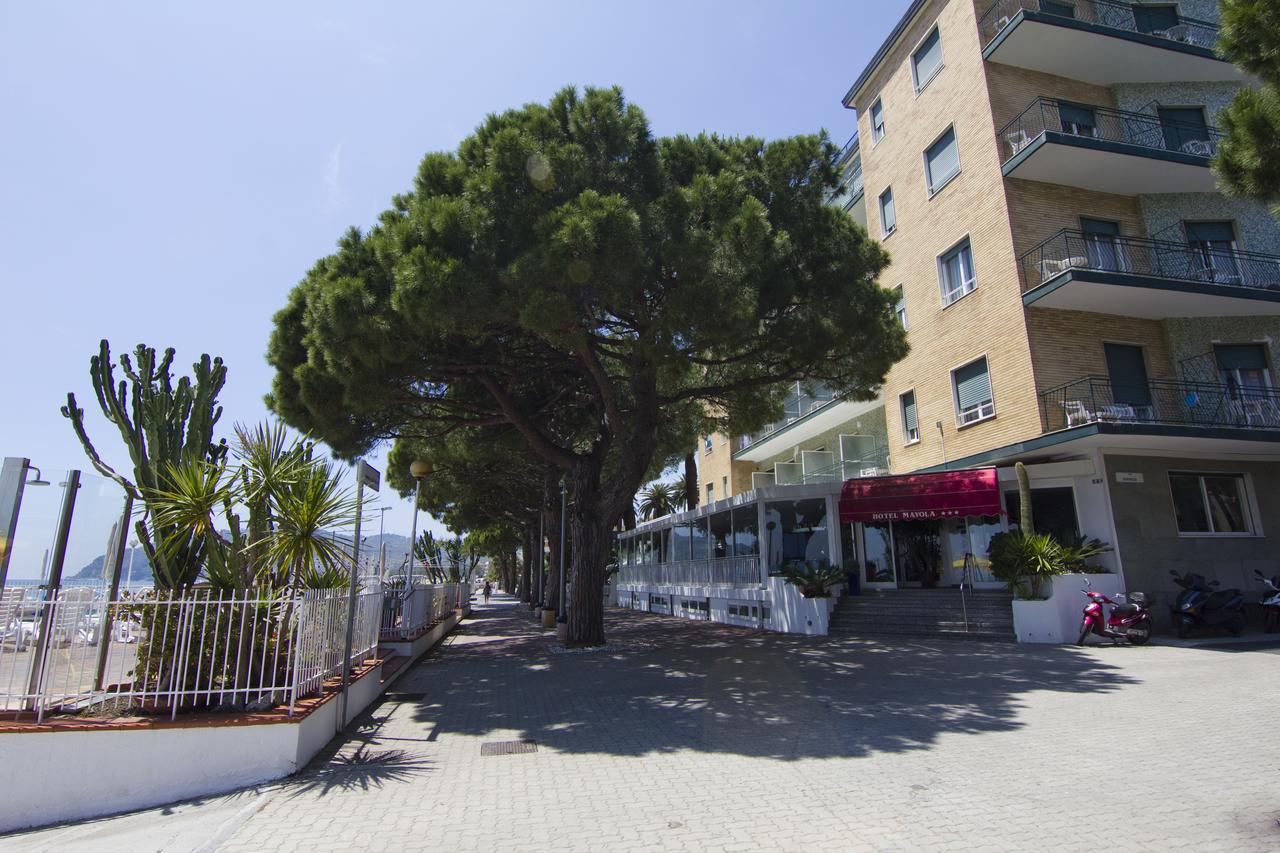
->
[1015, 461, 1034, 533]
[62, 340, 228, 589]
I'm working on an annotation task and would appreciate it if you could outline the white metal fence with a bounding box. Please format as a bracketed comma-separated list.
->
[0, 584, 395, 722]
[618, 556, 761, 588]
[379, 582, 461, 640]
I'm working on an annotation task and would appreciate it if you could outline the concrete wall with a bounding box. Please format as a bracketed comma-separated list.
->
[1136, 193, 1280, 254]
[1102, 453, 1280, 625]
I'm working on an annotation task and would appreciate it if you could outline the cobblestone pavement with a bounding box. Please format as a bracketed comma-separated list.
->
[5, 593, 1279, 852]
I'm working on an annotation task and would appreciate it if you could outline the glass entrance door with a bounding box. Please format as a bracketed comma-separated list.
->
[860, 522, 897, 588]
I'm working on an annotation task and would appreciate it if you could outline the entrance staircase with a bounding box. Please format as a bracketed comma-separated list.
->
[828, 589, 1015, 641]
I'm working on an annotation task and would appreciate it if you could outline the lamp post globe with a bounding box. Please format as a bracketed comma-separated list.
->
[410, 459, 432, 480]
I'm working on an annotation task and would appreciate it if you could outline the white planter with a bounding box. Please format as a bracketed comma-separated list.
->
[1012, 572, 1122, 644]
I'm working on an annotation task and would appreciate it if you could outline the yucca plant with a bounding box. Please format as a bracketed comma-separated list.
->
[987, 531, 1064, 599]
[780, 560, 845, 598]
[266, 458, 360, 589]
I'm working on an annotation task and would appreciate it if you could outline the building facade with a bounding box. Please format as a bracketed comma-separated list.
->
[637, 0, 1279, 635]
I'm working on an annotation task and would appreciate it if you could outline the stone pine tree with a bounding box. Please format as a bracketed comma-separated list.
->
[267, 86, 907, 645]
[1214, 0, 1280, 214]
[62, 340, 227, 589]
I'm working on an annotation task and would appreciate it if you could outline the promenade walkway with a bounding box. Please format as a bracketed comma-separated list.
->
[2, 593, 1278, 851]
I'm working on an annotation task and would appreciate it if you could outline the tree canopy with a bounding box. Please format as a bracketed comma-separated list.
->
[267, 86, 906, 644]
[1215, 0, 1280, 213]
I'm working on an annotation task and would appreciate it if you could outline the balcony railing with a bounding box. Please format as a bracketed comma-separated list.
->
[1019, 229, 1280, 294]
[617, 555, 761, 588]
[979, 0, 1219, 51]
[832, 132, 859, 166]
[736, 386, 838, 451]
[999, 97, 1223, 164]
[1041, 375, 1280, 433]
[827, 157, 863, 211]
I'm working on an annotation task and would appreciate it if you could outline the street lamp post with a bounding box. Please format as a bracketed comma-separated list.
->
[557, 479, 568, 635]
[125, 539, 138, 591]
[407, 460, 431, 582]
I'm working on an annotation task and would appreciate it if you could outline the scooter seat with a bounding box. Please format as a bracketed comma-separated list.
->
[1111, 603, 1137, 617]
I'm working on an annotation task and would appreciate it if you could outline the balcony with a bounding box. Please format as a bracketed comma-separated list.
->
[1019, 229, 1280, 318]
[999, 98, 1221, 194]
[979, 0, 1239, 85]
[1040, 375, 1280, 434]
[827, 134, 866, 228]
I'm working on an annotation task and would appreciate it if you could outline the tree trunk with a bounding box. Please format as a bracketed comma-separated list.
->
[520, 526, 534, 603]
[567, 503, 610, 647]
[684, 452, 698, 510]
[541, 499, 562, 611]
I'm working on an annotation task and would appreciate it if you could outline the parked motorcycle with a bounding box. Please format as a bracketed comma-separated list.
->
[1077, 584, 1153, 646]
[1169, 570, 1246, 638]
[1255, 569, 1280, 634]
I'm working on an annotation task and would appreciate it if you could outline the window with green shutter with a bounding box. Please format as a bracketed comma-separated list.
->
[925, 127, 960, 194]
[912, 28, 944, 92]
[900, 391, 919, 443]
[953, 358, 994, 425]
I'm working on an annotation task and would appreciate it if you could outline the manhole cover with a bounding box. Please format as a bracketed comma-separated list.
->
[481, 740, 538, 756]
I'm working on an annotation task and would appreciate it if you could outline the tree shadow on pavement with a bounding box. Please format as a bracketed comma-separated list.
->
[393, 603, 1141, 762]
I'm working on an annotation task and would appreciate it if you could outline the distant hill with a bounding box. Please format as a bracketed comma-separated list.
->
[70, 547, 153, 585]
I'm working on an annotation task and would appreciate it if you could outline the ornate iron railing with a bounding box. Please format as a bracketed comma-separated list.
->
[1040, 375, 1280, 433]
[998, 97, 1223, 164]
[1019, 229, 1280, 294]
[978, 0, 1219, 51]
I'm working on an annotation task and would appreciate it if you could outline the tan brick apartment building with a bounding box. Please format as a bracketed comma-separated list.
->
[692, 0, 1280, 607]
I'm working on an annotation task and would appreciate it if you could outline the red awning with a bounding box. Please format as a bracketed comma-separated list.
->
[839, 468, 1001, 524]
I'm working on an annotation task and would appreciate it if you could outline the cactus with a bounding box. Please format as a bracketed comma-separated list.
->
[62, 340, 228, 589]
[1015, 461, 1034, 533]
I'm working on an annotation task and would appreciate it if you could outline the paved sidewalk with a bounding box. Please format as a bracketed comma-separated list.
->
[4, 592, 1278, 852]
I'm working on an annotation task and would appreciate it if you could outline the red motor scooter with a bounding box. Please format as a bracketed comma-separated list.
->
[1077, 583, 1153, 646]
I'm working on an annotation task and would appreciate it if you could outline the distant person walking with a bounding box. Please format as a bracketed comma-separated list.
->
[483, 581, 492, 604]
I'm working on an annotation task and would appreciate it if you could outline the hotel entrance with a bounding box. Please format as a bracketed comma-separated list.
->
[841, 469, 1005, 590]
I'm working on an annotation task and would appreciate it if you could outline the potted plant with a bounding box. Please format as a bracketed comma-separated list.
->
[779, 560, 845, 598]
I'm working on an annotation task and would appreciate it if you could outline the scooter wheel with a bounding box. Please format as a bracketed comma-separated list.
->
[1176, 618, 1194, 639]
[1127, 620, 1152, 646]
[1077, 623, 1091, 646]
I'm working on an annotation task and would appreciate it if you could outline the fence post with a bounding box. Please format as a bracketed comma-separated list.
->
[339, 459, 379, 732]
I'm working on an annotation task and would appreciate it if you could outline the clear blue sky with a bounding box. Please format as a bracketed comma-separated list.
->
[0, 1, 908, 577]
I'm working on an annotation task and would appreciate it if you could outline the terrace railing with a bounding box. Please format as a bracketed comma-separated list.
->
[379, 581, 460, 640]
[737, 385, 838, 451]
[1018, 229, 1280, 294]
[618, 555, 761, 588]
[998, 97, 1224, 164]
[978, 0, 1219, 51]
[1, 586, 385, 722]
[1040, 374, 1280, 433]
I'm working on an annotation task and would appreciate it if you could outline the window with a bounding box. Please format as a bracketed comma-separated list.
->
[1040, 0, 1076, 17]
[1169, 473, 1253, 535]
[1058, 102, 1097, 137]
[1215, 344, 1272, 399]
[1081, 217, 1123, 271]
[870, 98, 885, 143]
[893, 284, 907, 328]
[1159, 107, 1210, 154]
[763, 498, 830, 575]
[900, 390, 920, 443]
[722, 475, 728, 496]
[709, 510, 732, 558]
[939, 238, 976, 305]
[1134, 4, 1179, 35]
[878, 188, 896, 237]
[911, 28, 944, 92]
[1004, 487, 1080, 542]
[706, 482, 714, 503]
[730, 505, 759, 556]
[924, 127, 960, 195]
[1185, 221, 1240, 283]
[953, 357, 995, 425]
[703, 435, 713, 453]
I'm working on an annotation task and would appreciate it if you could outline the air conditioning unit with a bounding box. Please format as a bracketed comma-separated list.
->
[860, 467, 888, 478]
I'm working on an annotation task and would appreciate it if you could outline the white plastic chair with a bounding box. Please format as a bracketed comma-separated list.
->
[0, 588, 25, 649]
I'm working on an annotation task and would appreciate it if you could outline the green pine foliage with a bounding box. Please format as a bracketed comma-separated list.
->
[1215, 0, 1280, 214]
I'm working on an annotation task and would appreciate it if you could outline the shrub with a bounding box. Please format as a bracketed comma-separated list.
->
[780, 561, 845, 598]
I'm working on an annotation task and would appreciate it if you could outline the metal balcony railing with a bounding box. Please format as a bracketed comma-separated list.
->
[832, 132, 859, 166]
[617, 555, 761, 588]
[736, 385, 838, 451]
[979, 0, 1219, 52]
[1041, 375, 1280, 433]
[1018, 229, 1280, 294]
[827, 156, 863, 211]
[998, 97, 1224, 164]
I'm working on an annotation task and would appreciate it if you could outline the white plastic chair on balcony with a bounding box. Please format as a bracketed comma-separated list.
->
[1005, 129, 1032, 156]
[1039, 256, 1089, 279]
[1180, 139, 1216, 157]
[1062, 400, 1095, 427]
